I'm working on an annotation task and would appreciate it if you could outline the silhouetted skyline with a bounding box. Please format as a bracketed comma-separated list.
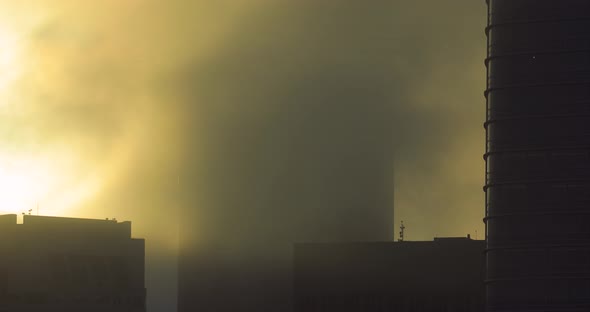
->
[0, 1, 486, 311]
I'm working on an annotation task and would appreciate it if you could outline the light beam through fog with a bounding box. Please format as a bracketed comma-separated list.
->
[0, 1, 486, 311]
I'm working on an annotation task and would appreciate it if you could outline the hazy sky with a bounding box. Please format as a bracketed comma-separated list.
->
[0, 1, 485, 311]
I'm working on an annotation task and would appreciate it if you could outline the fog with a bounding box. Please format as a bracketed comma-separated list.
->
[0, 1, 485, 310]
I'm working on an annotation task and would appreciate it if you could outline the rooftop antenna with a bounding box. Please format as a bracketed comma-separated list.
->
[398, 220, 405, 242]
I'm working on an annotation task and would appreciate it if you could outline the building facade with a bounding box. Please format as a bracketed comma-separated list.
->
[293, 238, 485, 312]
[0, 214, 145, 312]
[485, 0, 590, 310]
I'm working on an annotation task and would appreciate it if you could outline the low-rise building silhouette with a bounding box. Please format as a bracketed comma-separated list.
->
[294, 237, 485, 312]
[0, 214, 145, 312]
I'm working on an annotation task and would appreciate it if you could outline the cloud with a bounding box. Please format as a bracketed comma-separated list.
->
[0, 1, 486, 310]
[168, 1, 486, 310]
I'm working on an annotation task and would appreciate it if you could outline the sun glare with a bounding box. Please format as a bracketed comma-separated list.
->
[0, 22, 108, 219]
[0, 153, 99, 217]
[0, 159, 55, 213]
[0, 156, 58, 215]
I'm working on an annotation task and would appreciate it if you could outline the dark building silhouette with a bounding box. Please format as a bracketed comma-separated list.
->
[484, 0, 590, 310]
[0, 214, 145, 312]
[293, 238, 485, 312]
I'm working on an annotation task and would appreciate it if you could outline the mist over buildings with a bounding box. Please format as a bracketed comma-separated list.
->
[173, 0, 487, 244]
[0, 1, 486, 310]
[175, 2, 486, 310]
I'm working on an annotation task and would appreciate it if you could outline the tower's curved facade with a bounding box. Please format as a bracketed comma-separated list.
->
[485, 0, 590, 310]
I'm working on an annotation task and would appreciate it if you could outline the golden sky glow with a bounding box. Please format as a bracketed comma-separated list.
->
[0, 153, 89, 216]
[0, 27, 21, 93]
[0, 11, 71, 216]
[0, 17, 101, 217]
[0, 1, 487, 310]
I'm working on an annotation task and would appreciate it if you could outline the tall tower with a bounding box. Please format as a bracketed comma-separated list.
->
[485, 1, 590, 311]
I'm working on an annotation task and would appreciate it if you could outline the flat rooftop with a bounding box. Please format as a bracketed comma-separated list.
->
[0, 214, 138, 240]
